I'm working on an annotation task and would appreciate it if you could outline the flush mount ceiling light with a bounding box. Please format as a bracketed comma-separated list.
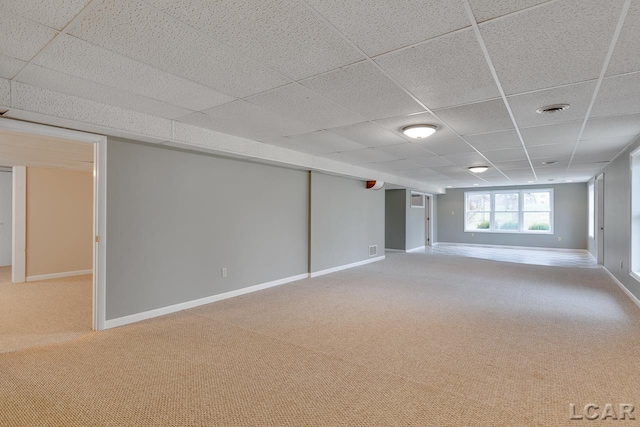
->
[541, 160, 558, 165]
[536, 104, 570, 114]
[468, 166, 489, 173]
[402, 124, 437, 139]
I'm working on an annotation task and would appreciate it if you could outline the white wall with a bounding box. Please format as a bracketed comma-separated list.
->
[0, 171, 11, 266]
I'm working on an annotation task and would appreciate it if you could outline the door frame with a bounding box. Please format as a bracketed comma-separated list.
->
[0, 118, 107, 330]
[595, 173, 605, 265]
[425, 195, 432, 247]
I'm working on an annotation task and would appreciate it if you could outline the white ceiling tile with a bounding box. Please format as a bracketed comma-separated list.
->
[567, 162, 610, 171]
[520, 121, 582, 146]
[377, 143, 433, 159]
[0, 0, 90, 30]
[0, 78, 9, 106]
[328, 122, 408, 148]
[12, 82, 173, 140]
[482, 147, 528, 163]
[577, 135, 635, 155]
[376, 29, 500, 109]
[35, 35, 235, 111]
[526, 143, 575, 159]
[591, 73, 640, 118]
[0, 54, 26, 79]
[146, 0, 363, 80]
[416, 137, 476, 156]
[606, 0, 640, 76]
[480, 0, 625, 94]
[245, 84, 364, 131]
[434, 99, 514, 135]
[189, 100, 317, 140]
[304, 0, 469, 56]
[507, 80, 597, 127]
[370, 159, 419, 172]
[494, 161, 535, 171]
[68, 0, 288, 97]
[395, 167, 441, 177]
[464, 129, 522, 151]
[0, 9, 58, 61]
[582, 113, 640, 140]
[407, 156, 455, 168]
[441, 152, 490, 167]
[300, 61, 423, 120]
[17, 64, 193, 119]
[468, 0, 552, 22]
[268, 130, 367, 155]
[571, 152, 619, 164]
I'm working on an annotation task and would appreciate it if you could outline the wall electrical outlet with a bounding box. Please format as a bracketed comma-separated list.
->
[221, 268, 227, 278]
[557, 236, 562, 242]
[471, 233, 475, 237]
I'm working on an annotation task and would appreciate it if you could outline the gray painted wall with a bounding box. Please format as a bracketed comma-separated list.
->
[385, 189, 405, 250]
[599, 137, 640, 300]
[310, 172, 384, 272]
[106, 138, 309, 320]
[406, 191, 425, 250]
[436, 183, 588, 249]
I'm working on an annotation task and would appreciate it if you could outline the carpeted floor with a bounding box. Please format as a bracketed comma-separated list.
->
[0, 267, 92, 354]
[1, 253, 639, 426]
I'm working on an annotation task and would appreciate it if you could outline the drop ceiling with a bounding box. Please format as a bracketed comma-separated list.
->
[0, 0, 639, 188]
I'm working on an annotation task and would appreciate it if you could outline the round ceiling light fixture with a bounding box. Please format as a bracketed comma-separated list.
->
[402, 124, 437, 139]
[541, 160, 558, 165]
[536, 104, 570, 114]
[468, 166, 489, 173]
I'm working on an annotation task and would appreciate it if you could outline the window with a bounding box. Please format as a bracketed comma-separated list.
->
[464, 189, 553, 233]
[411, 192, 424, 208]
[631, 148, 640, 281]
[588, 182, 595, 239]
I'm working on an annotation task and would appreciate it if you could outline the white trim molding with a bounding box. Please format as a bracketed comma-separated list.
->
[603, 267, 640, 310]
[11, 166, 26, 283]
[434, 242, 589, 254]
[104, 273, 309, 329]
[310, 256, 385, 278]
[26, 269, 93, 282]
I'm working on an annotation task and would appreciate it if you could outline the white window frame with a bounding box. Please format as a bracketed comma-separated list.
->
[588, 182, 595, 239]
[630, 147, 640, 282]
[464, 189, 554, 234]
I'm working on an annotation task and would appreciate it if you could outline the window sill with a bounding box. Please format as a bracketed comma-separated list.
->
[464, 230, 552, 235]
[631, 271, 640, 284]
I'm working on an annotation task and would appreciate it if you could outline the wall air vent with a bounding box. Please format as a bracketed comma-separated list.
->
[369, 245, 378, 257]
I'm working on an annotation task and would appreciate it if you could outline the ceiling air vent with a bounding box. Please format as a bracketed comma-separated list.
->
[369, 245, 378, 257]
[536, 104, 570, 114]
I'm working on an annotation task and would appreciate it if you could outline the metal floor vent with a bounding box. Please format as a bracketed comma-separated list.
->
[369, 245, 378, 257]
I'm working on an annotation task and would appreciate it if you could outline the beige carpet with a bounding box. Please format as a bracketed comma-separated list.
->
[1, 254, 640, 426]
[0, 267, 92, 354]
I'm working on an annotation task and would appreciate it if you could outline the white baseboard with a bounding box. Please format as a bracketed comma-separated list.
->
[310, 256, 385, 278]
[104, 273, 309, 329]
[603, 267, 640, 310]
[434, 242, 589, 254]
[26, 269, 93, 282]
[406, 246, 426, 253]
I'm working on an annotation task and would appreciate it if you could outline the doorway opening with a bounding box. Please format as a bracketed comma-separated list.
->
[595, 173, 605, 265]
[0, 119, 106, 354]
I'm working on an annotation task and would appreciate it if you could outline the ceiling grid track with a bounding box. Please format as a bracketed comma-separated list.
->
[463, 1, 538, 183]
[11, 0, 103, 83]
[564, 0, 632, 178]
[299, 0, 509, 184]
